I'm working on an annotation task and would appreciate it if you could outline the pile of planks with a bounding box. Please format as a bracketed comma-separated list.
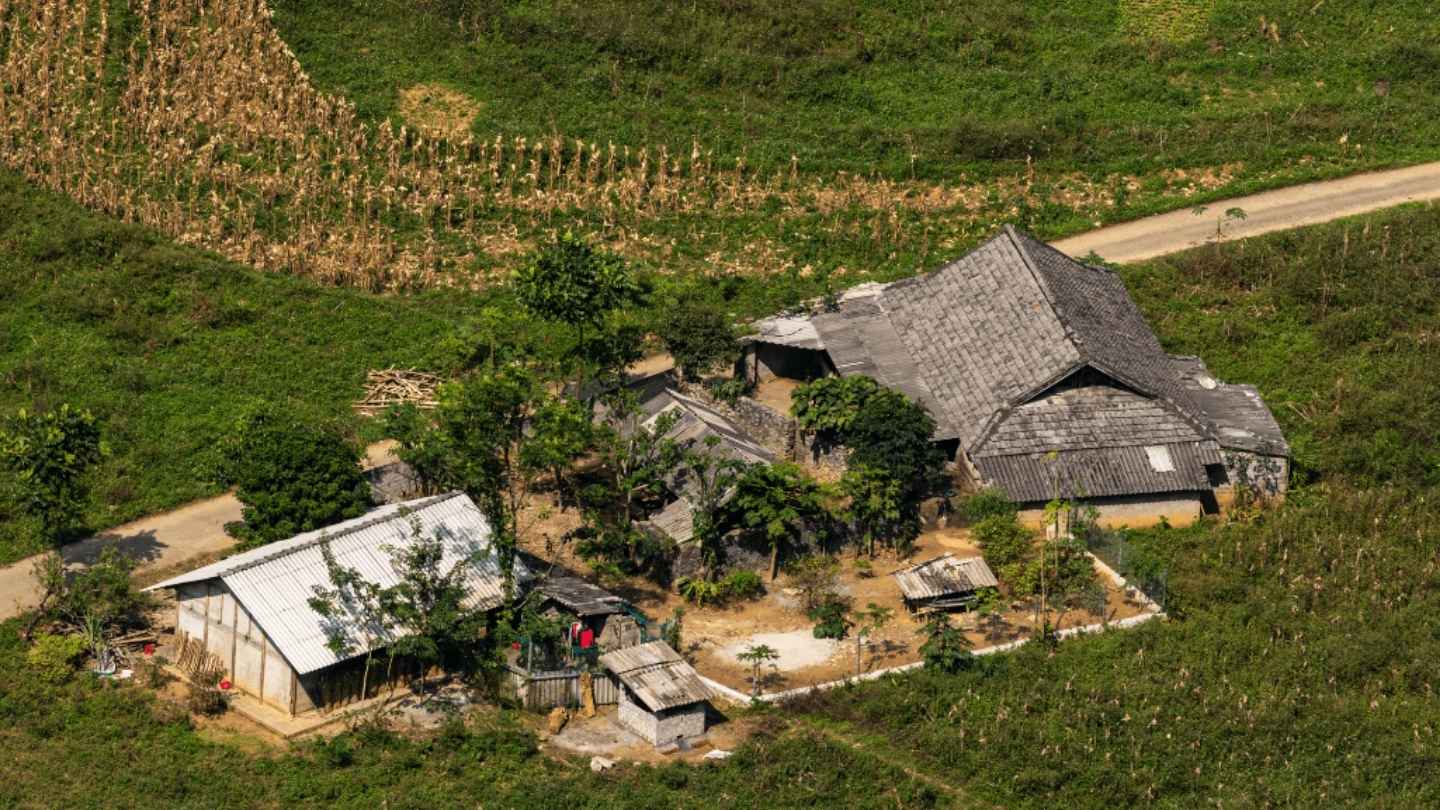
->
[354, 368, 442, 416]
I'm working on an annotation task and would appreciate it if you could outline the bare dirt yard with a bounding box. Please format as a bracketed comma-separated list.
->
[625, 527, 1153, 695]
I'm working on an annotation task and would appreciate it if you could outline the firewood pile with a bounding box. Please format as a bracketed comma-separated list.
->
[354, 368, 443, 416]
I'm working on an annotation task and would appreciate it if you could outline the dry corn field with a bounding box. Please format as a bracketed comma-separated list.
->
[0, 0, 1229, 289]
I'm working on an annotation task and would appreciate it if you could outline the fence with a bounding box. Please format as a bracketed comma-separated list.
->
[1086, 528, 1169, 611]
[502, 665, 621, 711]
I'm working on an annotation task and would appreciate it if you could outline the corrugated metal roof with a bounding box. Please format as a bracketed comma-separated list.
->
[599, 641, 712, 711]
[643, 497, 695, 543]
[893, 554, 998, 602]
[148, 493, 528, 675]
[746, 315, 824, 350]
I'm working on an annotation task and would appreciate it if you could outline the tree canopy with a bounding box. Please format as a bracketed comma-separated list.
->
[659, 299, 737, 382]
[0, 404, 107, 546]
[221, 408, 372, 549]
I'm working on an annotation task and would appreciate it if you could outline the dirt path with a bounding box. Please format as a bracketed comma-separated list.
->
[1054, 162, 1440, 263]
[0, 442, 399, 621]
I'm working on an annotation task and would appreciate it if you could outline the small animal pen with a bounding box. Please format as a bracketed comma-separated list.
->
[600, 641, 714, 748]
[893, 554, 998, 614]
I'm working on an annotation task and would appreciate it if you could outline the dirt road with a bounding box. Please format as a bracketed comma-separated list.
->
[1054, 162, 1440, 263]
[0, 442, 399, 621]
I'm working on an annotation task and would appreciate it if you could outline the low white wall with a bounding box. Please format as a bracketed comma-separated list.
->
[702, 553, 1166, 706]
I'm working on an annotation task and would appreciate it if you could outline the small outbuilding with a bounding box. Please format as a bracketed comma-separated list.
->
[893, 554, 998, 614]
[599, 641, 713, 748]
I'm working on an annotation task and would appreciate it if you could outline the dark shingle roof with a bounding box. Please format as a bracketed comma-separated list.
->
[1171, 356, 1290, 456]
[974, 440, 1222, 502]
[973, 385, 1204, 458]
[537, 574, 625, 617]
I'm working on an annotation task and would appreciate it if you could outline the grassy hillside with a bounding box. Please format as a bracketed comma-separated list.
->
[275, 0, 1440, 183]
[0, 173, 478, 563]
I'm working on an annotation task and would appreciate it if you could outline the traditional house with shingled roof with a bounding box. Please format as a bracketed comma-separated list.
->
[738, 225, 1289, 525]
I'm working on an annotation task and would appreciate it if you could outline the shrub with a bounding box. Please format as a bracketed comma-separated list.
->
[809, 598, 852, 640]
[958, 488, 1018, 524]
[786, 555, 841, 611]
[186, 681, 229, 716]
[721, 570, 765, 601]
[676, 576, 725, 606]
[26, 633, 88, 685]
[220, 407, 372, 549]
[659, 299, 737, 382]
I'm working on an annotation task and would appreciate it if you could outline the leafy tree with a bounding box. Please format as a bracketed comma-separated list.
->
[974, 512, 1035, 593]
[309, 515, 496, 697]
[844, 388, 942, 486]
[809, 598, 852, 640]
[736, 643, 780, 697]
[851, 602, 894, 676]
[786, 554, 841, 612]
[222, 408, 372, 550]
[790, 375, 885, 435]
[674, 437, 747, 581]
[841, 463, 917, 557]
[917, 612, 974, 673]
[385, 363, 547, 589]
[379, 522, 492, 684]
[308, 538, 395, 700]
[722, 461, 828, 580]
[520, 397, 595, 510]
[512, 231, 645, 392]
[580, 402, 683, 575]
[659, 299, 736, 381]
[34, 547, 150, 633]
[0, 404, 107, 546]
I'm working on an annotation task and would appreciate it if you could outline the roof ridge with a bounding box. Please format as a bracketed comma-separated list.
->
[1004, 224, 1088, 361]
[221, 492, 466, 578]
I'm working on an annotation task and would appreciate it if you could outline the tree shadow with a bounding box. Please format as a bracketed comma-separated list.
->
[64, 528, 164, 568]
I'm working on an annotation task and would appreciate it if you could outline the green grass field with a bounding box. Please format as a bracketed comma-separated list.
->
[275, 0, 1440, 185]
[0, 172, 480, 563]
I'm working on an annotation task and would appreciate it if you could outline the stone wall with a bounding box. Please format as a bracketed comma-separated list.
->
[1218, 451, 1289, 506]
[654, 703, 707, 745]
[682, 383, 848, 472]
[618, 691, 659, 743]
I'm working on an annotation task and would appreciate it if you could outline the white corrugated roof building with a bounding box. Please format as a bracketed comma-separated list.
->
[148, 492, 528, 676]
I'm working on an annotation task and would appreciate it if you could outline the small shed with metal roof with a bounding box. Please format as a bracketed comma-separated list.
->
[145, 492, 528, 716]
[599, 641, 713, 747]
[893, 554, 999, 613]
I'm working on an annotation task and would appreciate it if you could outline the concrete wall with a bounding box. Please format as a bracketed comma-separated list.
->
[616, 690, 706, 746]
[1019, 495, 1204, 531]
[175, 580, 299, 716]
